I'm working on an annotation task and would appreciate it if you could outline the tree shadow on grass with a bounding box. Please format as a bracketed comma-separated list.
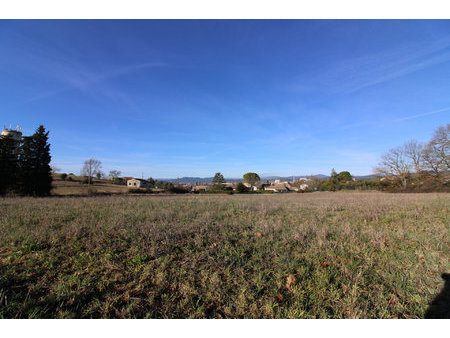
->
[425, 273, 450, 319]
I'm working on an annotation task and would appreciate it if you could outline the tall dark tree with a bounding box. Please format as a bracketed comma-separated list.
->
[0, 135, 20, 195]
[331, 168, 338, 178]
[19, 125, 52, 196]
[212, 172, 225, 184]
[211, 172, 226, 191]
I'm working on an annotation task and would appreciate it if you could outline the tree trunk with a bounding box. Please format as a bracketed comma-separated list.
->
[401, 176, 407, 190]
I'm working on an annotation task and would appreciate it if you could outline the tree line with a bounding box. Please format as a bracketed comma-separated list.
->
[46, 123, 449, 195]
[0, 125, 52, 196]
[375, 124, 449, 191]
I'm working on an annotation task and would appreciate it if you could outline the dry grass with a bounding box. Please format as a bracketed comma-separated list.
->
[51, 178, 129, 196]
[0, 192, 448, 318]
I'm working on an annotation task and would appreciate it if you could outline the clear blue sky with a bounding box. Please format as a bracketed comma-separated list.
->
[1, 20, 449, 178]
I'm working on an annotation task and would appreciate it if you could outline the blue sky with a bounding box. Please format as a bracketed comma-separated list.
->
[1, 20, 449, 178]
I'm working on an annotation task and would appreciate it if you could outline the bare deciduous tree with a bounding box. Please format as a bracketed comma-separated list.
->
[404, 140, 424, 173]
[109, 170, 121, 180]
[422, 124, 449, 176]
[375, 146, 412, 190]
[375, 124, 449, 191]
[307, 176, 322, 191]
[81, 158, 102, 191]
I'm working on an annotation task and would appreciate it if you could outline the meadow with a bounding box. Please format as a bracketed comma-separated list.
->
[50, 176, 129, 196]
[0, 192, 448, 318]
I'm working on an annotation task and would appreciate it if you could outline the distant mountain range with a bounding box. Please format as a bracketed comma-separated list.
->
[155, 174, 377, 184]
[156, 175, 318, 184]
[354, 175, 378, 180]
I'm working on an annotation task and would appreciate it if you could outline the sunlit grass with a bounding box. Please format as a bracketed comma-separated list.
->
[0, 192, 448, 318]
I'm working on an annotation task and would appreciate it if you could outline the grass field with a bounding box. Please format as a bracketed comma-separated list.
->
[0, 192, 448, 318]
[50, 176, 129, 196]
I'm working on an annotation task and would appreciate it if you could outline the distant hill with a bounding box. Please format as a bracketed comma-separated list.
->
[259, 175, 329, 181]
[157, 177, 215, 184]
[354, 175, 378, 180]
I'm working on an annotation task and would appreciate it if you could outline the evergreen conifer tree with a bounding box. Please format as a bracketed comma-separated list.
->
[19, 125, 52, 196]
[0, 135, 19, 195]
[211, 172, 226, 191]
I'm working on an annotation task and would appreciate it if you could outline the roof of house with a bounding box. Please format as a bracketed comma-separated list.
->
[192, 185, 208, 190]
[265, 183, 289, 191]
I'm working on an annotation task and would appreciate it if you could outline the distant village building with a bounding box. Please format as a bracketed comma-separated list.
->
[243, 182, 258, 191]
[294, 178, 311, 191]
[265, 182, 290, 192]
[127, 178, 151, 188]
[264, 181, 305, 192]
[192, 185, 208, 192]
[256, 182, 270, 190]
[299, 183, 309, 191]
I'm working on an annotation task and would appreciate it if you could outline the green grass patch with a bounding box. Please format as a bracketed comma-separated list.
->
[0, 192, 448, 318]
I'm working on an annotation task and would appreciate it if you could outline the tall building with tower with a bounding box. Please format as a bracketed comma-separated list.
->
[1, 125, 22, 140]
[1, 125, 23, 153]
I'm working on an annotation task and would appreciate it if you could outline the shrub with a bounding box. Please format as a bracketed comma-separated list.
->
[128, 188, 154, 194]
[112, 177, 125, 185]
[210, 184, 226, 192]
[297, 188, 311, 193]
[236, 182, 249, 193]
[168, 186, 189, 194]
